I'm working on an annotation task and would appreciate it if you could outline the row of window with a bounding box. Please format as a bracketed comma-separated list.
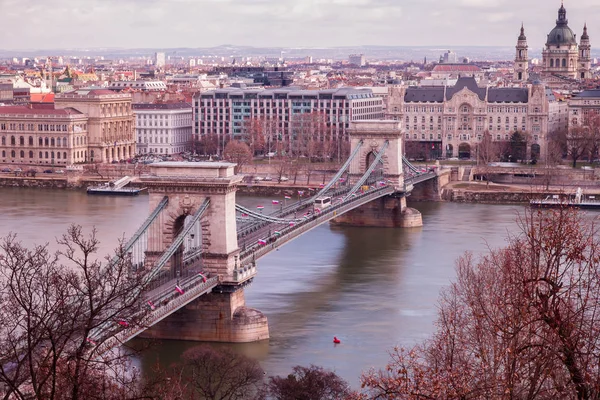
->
[0, 136, 86, 147]
[2, 150, 68, 159]
[0, 123, 74, 132]
[403, 106, 537, 113]
[404, 133, 540, 142]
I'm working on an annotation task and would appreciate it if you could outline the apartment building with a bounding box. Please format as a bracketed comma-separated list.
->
[133, 103, 193, 155]
[193, 87, 384, 144]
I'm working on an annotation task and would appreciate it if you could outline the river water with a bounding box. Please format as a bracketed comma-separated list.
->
[0, 187, 527, 388]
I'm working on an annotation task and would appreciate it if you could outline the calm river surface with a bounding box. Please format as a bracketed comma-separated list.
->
[0, 187, 531, 387]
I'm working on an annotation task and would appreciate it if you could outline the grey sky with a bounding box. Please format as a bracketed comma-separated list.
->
[0, 0, 597, 51]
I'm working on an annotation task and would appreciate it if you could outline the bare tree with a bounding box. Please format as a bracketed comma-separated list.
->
[475, 131, 498, 186]
[223, 140, 252, 173]
[361, 207, 600, 399]
[0, 226, 150, 400]
[267, 365, 352, 400]
[178, 345, 265, 400]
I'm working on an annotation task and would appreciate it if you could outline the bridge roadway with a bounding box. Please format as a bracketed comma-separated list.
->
[235, 171, 437, 265]
[236, 183, 396, 269]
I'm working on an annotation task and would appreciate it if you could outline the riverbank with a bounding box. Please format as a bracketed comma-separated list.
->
[0, 167, 597, 206]
[439, 181, 600, 204]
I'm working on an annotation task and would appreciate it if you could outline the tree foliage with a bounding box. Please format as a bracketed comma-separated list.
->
[223, 140, 252, 173]
[179, 345, 265, 400]
[361, 207, 600, 399]
[267, 365, 352, 400]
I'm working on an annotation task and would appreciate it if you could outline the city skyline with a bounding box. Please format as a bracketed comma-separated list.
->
[0, 0, 597, 51]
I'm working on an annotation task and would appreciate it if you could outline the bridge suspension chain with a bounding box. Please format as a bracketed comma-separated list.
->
[108, 196, 169, 267]
[402, 155, 421, 174]
[344, 140, 389, 200]
[235, 204, 299, 224]
[312, 139, 363, 200]
[89, 198, 211, 342]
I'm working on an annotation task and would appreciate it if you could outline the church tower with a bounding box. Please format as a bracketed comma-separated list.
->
[514, 23, 529, 81]
[578, 23, 592, 79]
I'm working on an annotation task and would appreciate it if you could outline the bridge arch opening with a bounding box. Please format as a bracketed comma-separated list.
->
[458, 142, 471, 159]
[365, 150, 384, 177]
[171, 214, 202, 280]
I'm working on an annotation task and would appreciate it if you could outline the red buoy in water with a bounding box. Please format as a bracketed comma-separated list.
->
[333, 336, 341, 344]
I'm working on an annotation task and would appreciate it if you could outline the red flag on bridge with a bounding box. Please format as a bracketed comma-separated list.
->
[175, 285, 185, 295]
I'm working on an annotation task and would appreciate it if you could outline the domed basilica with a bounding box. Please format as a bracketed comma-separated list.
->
[515, 2, 591, 83]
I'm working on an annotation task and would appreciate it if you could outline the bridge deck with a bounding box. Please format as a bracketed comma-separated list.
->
[238, 185, 395, 266]
[96, 275, 220, 355]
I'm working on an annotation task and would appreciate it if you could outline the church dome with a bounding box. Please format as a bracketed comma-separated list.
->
[546, 4, 577, 46]
[547, 26, 577, 46]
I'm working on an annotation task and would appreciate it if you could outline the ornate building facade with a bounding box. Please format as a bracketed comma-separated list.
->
[55, 89, 136, 163]
[541, 3, 591, 81]
[0, 105, 89, 166]
[386, 77, 568, 162]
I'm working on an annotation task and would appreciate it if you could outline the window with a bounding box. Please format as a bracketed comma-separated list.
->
[19, 150, 24, 158]
[29, 151, 33, 158]
[10, 136, 15, 145]
[28, 136, 33, 146]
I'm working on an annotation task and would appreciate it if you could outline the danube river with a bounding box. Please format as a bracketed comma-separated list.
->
[0, 187, 528, 387]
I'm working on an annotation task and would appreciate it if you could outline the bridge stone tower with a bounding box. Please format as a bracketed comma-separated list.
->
[333, 121, 423, 228]
[139, 162, 269, 343]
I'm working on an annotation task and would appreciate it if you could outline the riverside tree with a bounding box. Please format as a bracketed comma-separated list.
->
[0, 225, 151, 400]
[223, 140, 252, 173]
[267, 365, 353, 400]
[361, 207, 600, 399]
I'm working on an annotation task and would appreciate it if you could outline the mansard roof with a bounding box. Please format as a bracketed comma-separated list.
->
[487, 88, 529, 103]
[572, 89, 600, 98]
[445, 77, 486, 101]
[404, 87, 445, 103]
[404, 76, 529, 104]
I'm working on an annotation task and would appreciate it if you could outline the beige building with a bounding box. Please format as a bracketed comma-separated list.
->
[541, 4, 591, 83]
[55, 89, 136, 163]
[0, 104, 89, 166]
[568, 89, 600, 127]
[386, 77, 568, 162]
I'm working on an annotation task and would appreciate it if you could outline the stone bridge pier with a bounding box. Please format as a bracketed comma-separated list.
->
[332, 121, 423, 228]
[139, 162, 269, 343]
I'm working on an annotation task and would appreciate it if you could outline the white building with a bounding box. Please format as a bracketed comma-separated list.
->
[108, 81, 167, 91]
[155, 52, 166, 69]
[348, 54, 366, 67]
[133, 103, 193, 155]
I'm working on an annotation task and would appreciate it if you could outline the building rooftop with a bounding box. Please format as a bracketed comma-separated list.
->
[404, 77, 529, 103]
[572, 89, 600, 98]
[133, 102, 192, 110]
[432, 64, 482, 72]
[0, 105, 83, 116]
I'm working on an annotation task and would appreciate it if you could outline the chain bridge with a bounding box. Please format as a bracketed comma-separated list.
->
[88, 121, 446, 350]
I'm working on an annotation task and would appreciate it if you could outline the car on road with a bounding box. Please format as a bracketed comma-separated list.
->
[1, 168, 11, 173]
[14, 168, 22, 173]
[55, 170, 65, 174]
[264, 176, 273, 181]
[253, 176, 264, 182]
[43, 169, 53, 173]
[279, 176, 289, 182]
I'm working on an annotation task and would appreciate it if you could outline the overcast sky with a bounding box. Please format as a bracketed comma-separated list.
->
[0, 0, 597, 51]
